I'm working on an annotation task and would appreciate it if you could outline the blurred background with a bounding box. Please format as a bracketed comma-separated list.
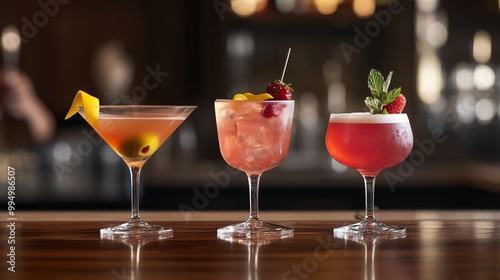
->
[0, 0, 499, 211]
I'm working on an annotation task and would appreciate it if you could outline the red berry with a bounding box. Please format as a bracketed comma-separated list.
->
[261, 80, 293, 118]
[266, 80, 293, 100]
[261, 103, 286, 118]
[384, 94, 406, 114]
[262, 104, 278, 118]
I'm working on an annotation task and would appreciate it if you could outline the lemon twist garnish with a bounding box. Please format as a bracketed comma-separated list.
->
[65, 90, 100, 128]
[232, 92, 273, 101]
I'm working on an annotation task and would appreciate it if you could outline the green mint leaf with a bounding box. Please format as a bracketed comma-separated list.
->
[382, 71, 393, 92]
[380, 87, 400, 105]
[364, 97, 384, 114]
[386, 87, 401, 102]
[365, 69, 402, 114]
[367, 69, 384, 96]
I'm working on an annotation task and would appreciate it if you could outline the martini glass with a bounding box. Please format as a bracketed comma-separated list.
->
[325, 113, 413, 237]
[78, 105, 196, 239]
[214, 100, 294, 239]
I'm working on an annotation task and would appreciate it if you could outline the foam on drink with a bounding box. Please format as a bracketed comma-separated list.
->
[329, 112, 410, 124]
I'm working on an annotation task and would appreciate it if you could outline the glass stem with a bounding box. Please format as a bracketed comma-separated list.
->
[363, 175, 376, 221]
[129, 165, 142, 222]
[247, 174, 262, 221]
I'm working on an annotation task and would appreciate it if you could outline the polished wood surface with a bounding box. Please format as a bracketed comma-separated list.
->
[1, 211, 499, 280]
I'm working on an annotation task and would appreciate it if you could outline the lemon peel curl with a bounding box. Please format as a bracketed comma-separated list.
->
[65, 90, 99, 128]
[232, 93, 273, 101]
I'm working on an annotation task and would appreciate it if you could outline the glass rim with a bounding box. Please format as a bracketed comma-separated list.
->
[214, 99, 294, 103]
[78, 105, 197, 109]
[329, 112, 409, 123]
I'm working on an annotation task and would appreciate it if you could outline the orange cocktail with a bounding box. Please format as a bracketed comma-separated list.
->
[93, 112, 184, 166]
[77, 105, 196, 239]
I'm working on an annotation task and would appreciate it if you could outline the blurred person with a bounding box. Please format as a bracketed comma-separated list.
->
[0, 68, 55, 147]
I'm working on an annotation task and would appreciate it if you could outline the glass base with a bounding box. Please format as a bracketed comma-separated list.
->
[217, 218, 293, 239]
[100, 218, 173, 240]
[334, 218, 406, 238]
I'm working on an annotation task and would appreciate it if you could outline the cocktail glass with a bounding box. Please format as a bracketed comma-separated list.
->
[326, 113, 413, 237]
[214, 100, 294, 239]
[78, 105, 196, 239]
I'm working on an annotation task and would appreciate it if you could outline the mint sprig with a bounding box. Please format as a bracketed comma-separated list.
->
[365, 69, 401, 114]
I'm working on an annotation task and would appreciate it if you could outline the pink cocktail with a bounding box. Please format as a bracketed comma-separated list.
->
[326, 113, 413, 237]
[215, 100, 294, 238]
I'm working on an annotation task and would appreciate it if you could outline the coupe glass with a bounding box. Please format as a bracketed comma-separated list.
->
[214, 100, 294, 239]
[325, 113, 413, 237]
[78, 105, 196, 239]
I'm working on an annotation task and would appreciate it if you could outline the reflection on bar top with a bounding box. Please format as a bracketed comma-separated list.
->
[5, 210, 500, 222]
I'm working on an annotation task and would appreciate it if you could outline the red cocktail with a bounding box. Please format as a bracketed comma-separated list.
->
[326, 112, 413, 237]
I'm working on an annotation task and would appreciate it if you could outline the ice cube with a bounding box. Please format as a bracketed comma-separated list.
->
[236, 120, 276, 148]
[217, 106, 235, 119]
[235, 104, 260, 120]
[244, 144, 272, 162]
[219, 118, 237, 135]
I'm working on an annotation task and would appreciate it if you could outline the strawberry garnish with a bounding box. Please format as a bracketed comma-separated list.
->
[266, 80, 293, 100]
[364, 69, 403, 114]
[262, 80, 293, 118]
[384, 94, 406, 114]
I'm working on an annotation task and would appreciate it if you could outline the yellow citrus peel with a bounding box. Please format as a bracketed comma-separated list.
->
[65, 90, 100, 128]
[232, 93, 273, 101]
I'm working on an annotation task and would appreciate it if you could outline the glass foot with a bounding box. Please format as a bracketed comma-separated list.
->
[217, 219, 293, 239]
[334, 218, 406, 238]
[100, 219, 173, 240]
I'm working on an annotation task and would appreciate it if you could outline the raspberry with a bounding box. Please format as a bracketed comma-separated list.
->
[261, 103, 285, 118]
[384, 94, 406, 114]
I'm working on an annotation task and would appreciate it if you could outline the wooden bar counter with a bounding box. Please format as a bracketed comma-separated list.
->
[1, 210, 499, 279]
